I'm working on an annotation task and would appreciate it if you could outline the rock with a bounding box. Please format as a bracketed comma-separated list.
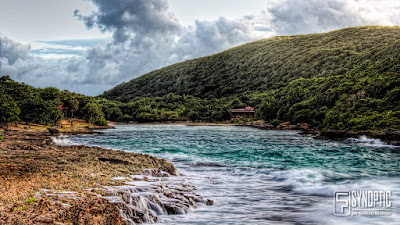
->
[315, 130, 350, 141]
[276, 122, 296, 130]
[264, 123, 275, 129]
[35, 215, 54, 223]
[47, 128, 60, 136]
[300, 123, 311, 130]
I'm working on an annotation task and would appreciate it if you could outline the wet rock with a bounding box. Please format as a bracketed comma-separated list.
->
[143, 169, 170, 177]
[47, 128, 60, 136]
[104, 175, 212, 224]
[206, 199, 214, 205]
[315, 130, 350, 141]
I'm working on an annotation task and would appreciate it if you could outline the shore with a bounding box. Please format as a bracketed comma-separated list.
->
[239, 120, 400, 146]
[109, 121, 235, 126]
[112, 120, 400, 146]
[0, 123, 211, 224]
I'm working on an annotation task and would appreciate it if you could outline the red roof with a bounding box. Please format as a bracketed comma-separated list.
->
[58, 105, 68, 110]
[230, 106, 255, 112]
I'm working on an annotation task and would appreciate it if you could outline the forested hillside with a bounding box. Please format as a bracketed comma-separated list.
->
[101, 26, 400, 101]
[2, 26, 400, 131]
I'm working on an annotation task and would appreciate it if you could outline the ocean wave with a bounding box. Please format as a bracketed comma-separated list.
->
[344, 135, 398, 148]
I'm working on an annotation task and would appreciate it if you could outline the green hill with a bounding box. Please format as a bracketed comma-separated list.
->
[101, 26, 400, 101]
[3, 26, 399, 131]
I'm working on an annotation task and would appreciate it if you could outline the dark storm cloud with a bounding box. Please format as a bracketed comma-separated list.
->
[2, 0, 397, 95]
[74, 0, 182, 43]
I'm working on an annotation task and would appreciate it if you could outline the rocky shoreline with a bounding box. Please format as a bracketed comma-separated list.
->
[241, 120, 400, 146]
[0, 128, 212, 224]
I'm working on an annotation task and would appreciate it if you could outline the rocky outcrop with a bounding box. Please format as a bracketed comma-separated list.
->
[0, 130, 212, 224]
[0, 194, 126, 225]
[105, 173, 213, 224]
[242, 121, 313, 131]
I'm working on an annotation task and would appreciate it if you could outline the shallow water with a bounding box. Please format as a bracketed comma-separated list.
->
[65, 124, 400, 225]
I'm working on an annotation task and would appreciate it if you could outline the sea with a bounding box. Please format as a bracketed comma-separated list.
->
[61, 124, 400, 225]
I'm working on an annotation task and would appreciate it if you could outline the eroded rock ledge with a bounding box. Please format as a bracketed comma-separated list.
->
[0, 130, 211, 224]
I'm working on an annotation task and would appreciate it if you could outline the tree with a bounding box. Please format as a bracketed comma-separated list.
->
[0, 95, 20, 125]
[62, 97, 79, 118]
[20, 96, 62, 125]
[82, 102, 106, 124]
[104, 106, 123, 121]
[40, 87, 61, 102]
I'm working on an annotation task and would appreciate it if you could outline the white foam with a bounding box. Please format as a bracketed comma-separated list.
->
[50, 134, 75, 145]
[345, 135, 398, 148]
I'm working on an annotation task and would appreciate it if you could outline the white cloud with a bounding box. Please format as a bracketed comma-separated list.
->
[266, 0, 393, 35]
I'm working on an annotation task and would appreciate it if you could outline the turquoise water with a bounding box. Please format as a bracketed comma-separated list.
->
[67, 124, 400, 224]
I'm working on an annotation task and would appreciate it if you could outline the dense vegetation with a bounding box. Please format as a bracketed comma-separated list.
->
[0, 76, 108, 126]
[1, 26, 400, 131]
[0, 76, 247, 125]
[100, 26, 400, 130]
[101, 26, 400, 101]
[258, 58, 400, 130]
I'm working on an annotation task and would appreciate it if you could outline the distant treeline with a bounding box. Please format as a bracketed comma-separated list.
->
[0, 76, 251, 125]
[0, 76, 107, 126]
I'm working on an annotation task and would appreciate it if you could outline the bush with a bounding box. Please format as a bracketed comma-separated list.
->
[94, 116, 108, 126]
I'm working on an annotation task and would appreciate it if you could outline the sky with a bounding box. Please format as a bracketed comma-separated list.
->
[0, 0, 399, 96]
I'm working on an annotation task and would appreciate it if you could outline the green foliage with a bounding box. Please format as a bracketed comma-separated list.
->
[94, 116, 108, 126]
[2, 26, 400, 131]
[13, 205, 27, 212]
[0, 94, 20, 125]
[258, 58, 400, 130]
[0, 132, 3, 142]
[26, 197, 38, 204]
[82, 102, 105, 125]
[101, 26, 400, 100]
[20, 96, 62, 125]
[0, 76, 103, 126]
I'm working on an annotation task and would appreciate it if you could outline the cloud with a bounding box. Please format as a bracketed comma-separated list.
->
[0, 35, 30, 65]
[30, 48, 86, 57]
[74, 0, 182, 43]
[1, 0, 399, 96]
[39, 38, 108, 48]
[266, 0, 393, 35]
[69, 0, 264, 92]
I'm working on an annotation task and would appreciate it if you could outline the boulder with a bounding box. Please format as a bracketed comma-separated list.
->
[47, 128, 60, 136]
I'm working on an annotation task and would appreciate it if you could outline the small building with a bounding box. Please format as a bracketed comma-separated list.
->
[229, 106, 256, 119]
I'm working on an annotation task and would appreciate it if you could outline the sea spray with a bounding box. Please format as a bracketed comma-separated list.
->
[50, 134, 74, 145]
[344, 135, 399, 148]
